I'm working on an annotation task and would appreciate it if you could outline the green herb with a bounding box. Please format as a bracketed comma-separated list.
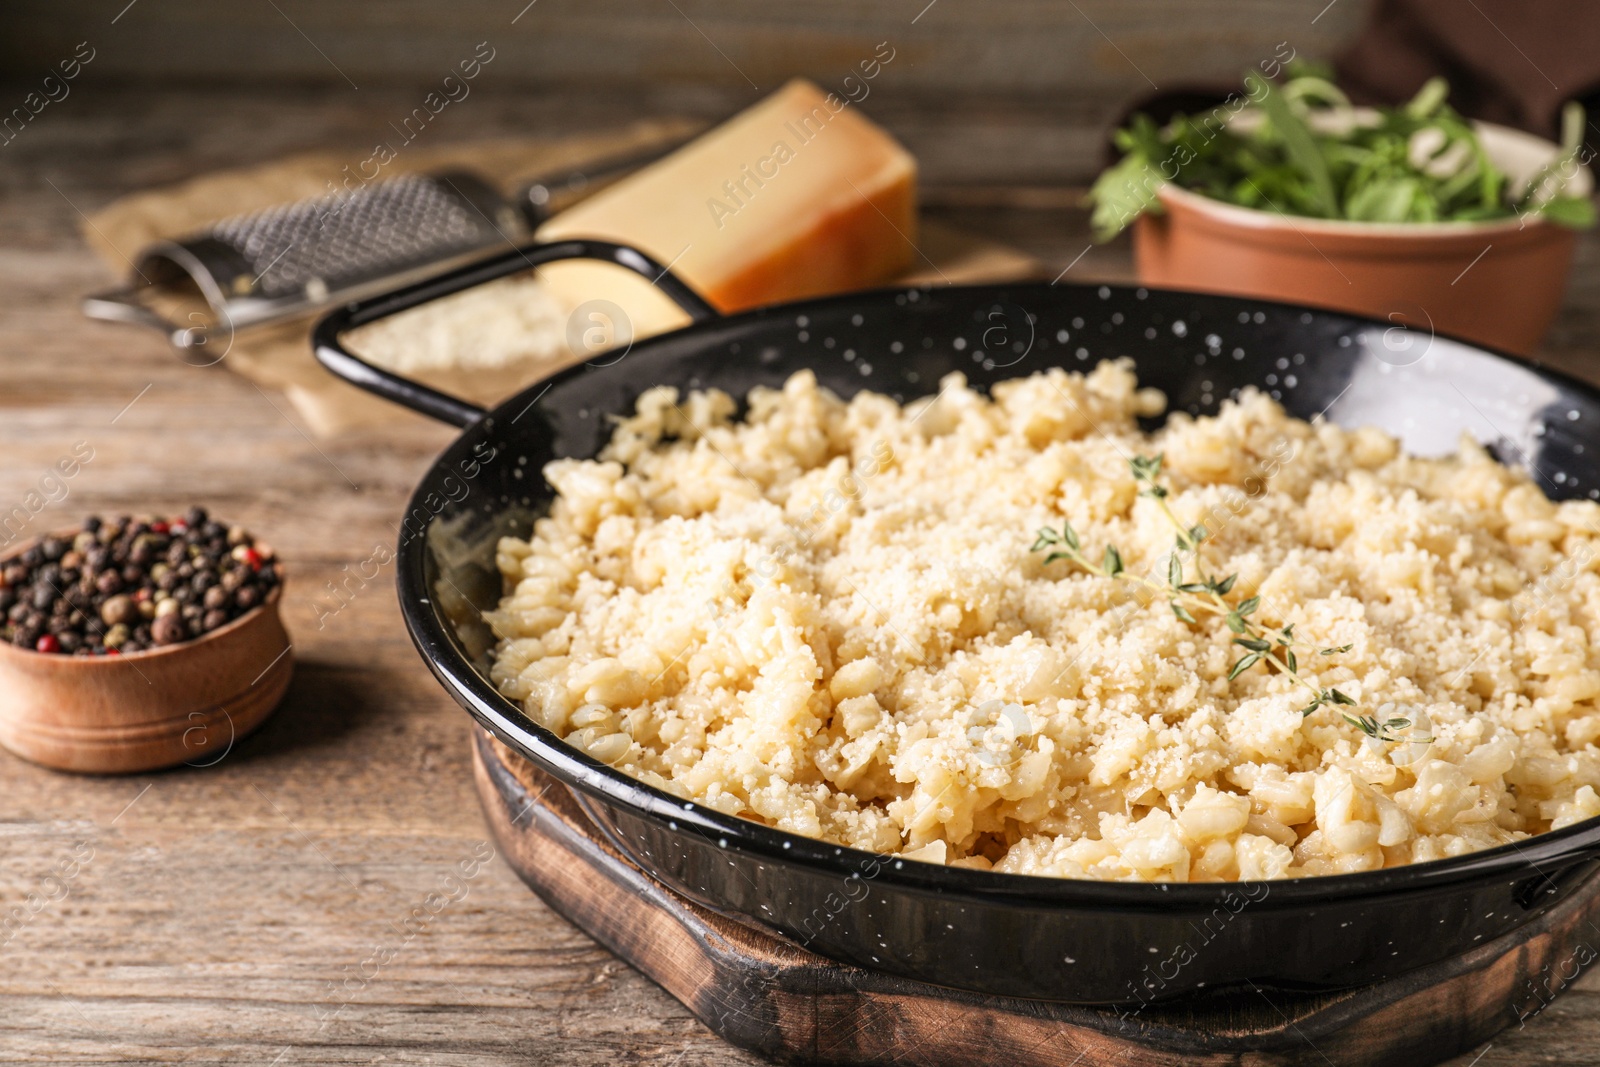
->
[1031, 454, 1427, 748]
[1344, 712, 1431, 747]
[1087, 66, 1595, 240]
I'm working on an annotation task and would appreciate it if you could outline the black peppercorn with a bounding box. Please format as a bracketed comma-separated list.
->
[100, 595, 137, 627]
[151, 613, 185, 646]
[1, 512, 276, 655]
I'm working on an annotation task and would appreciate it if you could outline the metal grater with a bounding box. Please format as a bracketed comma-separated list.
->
[83, 142, 682, 354]
[84, 170, 527, 351]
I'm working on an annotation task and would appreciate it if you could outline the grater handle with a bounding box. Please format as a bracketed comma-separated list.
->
[312, 239, 718, 428]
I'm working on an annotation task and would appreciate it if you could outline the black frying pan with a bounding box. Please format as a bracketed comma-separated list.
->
[313, 239, 1600, 1005]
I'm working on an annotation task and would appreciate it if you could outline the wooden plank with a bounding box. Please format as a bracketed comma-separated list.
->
[0, 0, 1364, 97]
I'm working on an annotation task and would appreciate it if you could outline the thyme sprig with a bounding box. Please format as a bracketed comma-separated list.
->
[1032, 454, 1424, 747]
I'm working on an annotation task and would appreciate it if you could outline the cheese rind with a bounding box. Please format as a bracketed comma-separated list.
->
[537, 79, 918, 342]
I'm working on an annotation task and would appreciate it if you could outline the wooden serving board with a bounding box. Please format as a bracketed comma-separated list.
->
[471, 730, 1600, 1067]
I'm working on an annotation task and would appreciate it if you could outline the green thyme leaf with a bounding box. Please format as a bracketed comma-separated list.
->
[1172, 602, 1197, 624]
[1344, 714, 1378, 737]
[1104, 545, 1124, 577]
[1168, 554, 1183, 588]
[1062, 523, 1081, 551]
[1130, 454, 1164, 482]
[1238, 596, 1260, 617]
[1328, 689, 1356, 706]
[1189, 524, 1207, 544]
[1225, 611, 1246, 633]
[1285, 649, 1297, 673]
[1320, 644, 1352, 655]
[1229, 652, 1262, 680]
[1214, 574, 1238, 595]
[1234, 637, 1271, 652]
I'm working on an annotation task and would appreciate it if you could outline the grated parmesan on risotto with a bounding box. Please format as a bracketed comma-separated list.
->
[485, 361, 1600, 882]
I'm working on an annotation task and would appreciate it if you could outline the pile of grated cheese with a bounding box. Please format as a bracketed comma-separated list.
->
[486, 361, 1600, 881]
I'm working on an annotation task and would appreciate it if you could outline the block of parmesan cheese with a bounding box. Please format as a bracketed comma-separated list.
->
[536, 78, 918, 347]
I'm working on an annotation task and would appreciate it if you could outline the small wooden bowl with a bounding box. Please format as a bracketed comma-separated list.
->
[0, 550, 292, 774]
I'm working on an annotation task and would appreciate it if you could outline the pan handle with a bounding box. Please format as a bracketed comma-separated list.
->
[312, 238, 718, 428]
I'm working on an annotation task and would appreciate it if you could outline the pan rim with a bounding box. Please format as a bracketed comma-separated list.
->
[398, 277, 1600, 908]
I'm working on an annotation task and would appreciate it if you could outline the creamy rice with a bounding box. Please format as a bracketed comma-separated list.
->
[486, 361, 1600, 881]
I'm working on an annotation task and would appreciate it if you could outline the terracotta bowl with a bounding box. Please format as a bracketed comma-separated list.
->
[1133, 122, 1590, 355]
[0, 548, 291, 775]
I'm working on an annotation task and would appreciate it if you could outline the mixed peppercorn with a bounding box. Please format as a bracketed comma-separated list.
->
[0, 508, 279, 655]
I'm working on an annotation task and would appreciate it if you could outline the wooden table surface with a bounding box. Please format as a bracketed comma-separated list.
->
[3, 86, 1599, 1066]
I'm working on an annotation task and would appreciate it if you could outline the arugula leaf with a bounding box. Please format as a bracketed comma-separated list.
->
[1085, 70, 1597, 239]
[1541, 195, 1597, 229]
[1250, 72, 1338, 218]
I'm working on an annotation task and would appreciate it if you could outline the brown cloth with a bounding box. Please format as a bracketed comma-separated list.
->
[1104, 1, 1600, 167]
[1336, 0, 1600, 139]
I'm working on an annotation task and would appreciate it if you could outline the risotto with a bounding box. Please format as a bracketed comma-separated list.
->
[485, 361, 1600, 881]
